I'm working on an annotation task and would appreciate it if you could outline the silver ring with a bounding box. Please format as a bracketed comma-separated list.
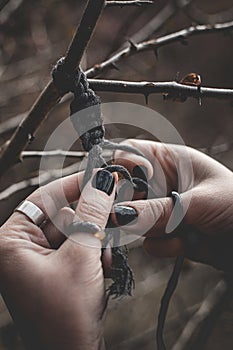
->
[14, 200, 46, 227]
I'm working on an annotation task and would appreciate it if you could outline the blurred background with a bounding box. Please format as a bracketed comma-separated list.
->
[0, 0, 232, 349]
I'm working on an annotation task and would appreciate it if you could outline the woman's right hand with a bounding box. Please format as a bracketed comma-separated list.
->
[112, 139, 233, 273]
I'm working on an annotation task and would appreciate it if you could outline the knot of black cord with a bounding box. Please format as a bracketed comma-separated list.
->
[52, 57, 105, 152]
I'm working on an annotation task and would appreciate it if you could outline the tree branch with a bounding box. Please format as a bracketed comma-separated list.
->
[21, 149, 112, 159]
[0, 149, 113, 201]
[106, 0, 153, 7]
[0, 0, 23, 24]
[171, 280, 227, 350]
[89, 79, 233, 100]
[86, 20, 233, 78]
[0, 0, 106, 178]
[0, 0, 9, 11]
[0, 162, 82, 201]
[127, 0, 178, 45]
[181, 0, 233, 24]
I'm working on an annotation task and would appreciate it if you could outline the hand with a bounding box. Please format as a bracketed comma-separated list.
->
[112, 139, 233, 272]
[0, 170, 117, 350]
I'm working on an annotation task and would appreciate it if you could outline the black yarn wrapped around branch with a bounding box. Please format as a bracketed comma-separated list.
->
[52, 57, 144, 297]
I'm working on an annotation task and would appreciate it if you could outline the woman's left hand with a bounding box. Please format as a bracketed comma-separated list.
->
[0, 170, 117, 350]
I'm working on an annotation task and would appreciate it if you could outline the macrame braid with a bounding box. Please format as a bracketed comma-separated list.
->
[52, 57, 155, 298]
[52, 58, 187, 349]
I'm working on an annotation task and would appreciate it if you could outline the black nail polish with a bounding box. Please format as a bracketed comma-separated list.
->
[114, 205, 138, 226]
[133, 165, 148, 181]
[92, 170, 114, 195]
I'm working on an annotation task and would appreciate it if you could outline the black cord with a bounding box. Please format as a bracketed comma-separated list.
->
[156, 191, 185, 350]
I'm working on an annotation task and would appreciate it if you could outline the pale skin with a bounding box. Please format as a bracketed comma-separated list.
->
[0, 140, 232, 349]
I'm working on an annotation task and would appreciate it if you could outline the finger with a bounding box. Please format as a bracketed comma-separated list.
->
[25, 171, 84, 219]
[143, 237, 184, 257]
[115, 139, 197, 195]
[111, 182, 198, 240]
[9, 171, 84, 246]
[63, 169, 118, 249]
[74, 170, 118, 230]
[111, 196, 175, 237]
[43, 207, 74, 248]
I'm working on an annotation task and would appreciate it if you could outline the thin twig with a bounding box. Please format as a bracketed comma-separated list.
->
[127, 0, 178, 45]
[89, 79, 233, 100]
[171, 279, 227, 350]
[181, 0, 233, 24]
[199, 142, 233, 156]
[0, 0, 23, 24]
[0, 0, 10, 11]
[86, 20, 233, 78]
[106, 0, 153, 7]
[0, 162, 83, 201]
[0, 150, 113, 201]
[0, 0, 106, 178]
[21, 149, 112, 159]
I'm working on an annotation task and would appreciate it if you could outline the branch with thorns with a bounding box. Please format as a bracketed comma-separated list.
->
[86, 20, 233, 78]
[106, 0, 154, 7]
[89, 79, 233, 102]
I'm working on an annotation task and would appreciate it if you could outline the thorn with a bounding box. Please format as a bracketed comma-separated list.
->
[28, 134, 35, 144]
[197, 86, 202, 106]
[175, 71, 180, 82]
[179, 35, 188, 46]
[128, 39, 138, 51]
[110, 62, 119, 71]
[154, 48, 159, 60]
[144, 93, 149, 105]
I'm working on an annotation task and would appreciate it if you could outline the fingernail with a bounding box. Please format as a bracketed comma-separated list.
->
[92, 170, 114, 195]
[133, 165, 148, 180]
[114, 205, 138, 226]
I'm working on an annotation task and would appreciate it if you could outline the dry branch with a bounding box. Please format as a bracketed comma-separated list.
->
[0, 0, 10, 11]
[181, 0, 233, 24]
[0, 162, 82, 201]
[86, 20, 233, 78]
[89, 79, 233, 100]
[106, 0, 153, 7]
[171, 279, 227, 350]
[0, 0, 23, 24]
[128, 0, 177, 45]
[0, 150, 113, 200]
[0, 0, 106, 178]
[21, 149, 112, 159]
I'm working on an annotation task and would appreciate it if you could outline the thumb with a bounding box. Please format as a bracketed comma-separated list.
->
[58, 169, 118, 262]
